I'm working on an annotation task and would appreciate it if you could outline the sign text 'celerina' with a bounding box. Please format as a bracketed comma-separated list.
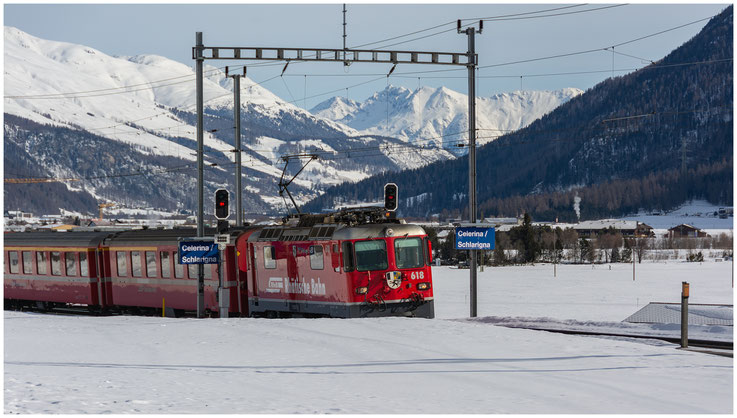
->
[455, 227, 495, 250]
[179, 240, 219, 264]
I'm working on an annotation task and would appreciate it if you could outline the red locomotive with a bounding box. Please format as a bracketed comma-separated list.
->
[4, 208, 435, 318]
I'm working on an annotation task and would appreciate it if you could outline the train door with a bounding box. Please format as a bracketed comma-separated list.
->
[249, 243, 259, 307]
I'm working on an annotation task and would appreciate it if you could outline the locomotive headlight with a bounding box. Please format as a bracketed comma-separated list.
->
[385, 271, 402, 289]
[417, 282, 431, 291]
[384, 228, 394, 237]
[355, 286, 368, 295]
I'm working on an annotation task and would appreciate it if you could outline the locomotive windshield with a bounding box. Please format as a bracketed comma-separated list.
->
[394, 237, 423, 269]
[354, 240, 388, 271]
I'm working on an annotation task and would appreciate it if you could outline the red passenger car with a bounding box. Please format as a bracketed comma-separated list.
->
[4, 231, 109, 310]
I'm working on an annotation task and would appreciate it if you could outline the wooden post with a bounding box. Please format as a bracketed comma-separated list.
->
[681, 282, 689, 348]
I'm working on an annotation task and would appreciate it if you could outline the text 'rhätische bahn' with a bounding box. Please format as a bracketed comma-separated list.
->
[4, 207, 435, 318]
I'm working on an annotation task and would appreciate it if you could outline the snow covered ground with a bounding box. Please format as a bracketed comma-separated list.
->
[4, 262, 733, 413]
[621, 199, 733, 230]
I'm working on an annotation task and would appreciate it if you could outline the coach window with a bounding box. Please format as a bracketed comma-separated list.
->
[116, 252, 128, 276]
[354, 240, 388, 272]
[342, 242, 355, 272]
[310, 245, 324, 270]
[394, 237, 423, 269]
[187, 264, 212, 279]
[65, 252, 78, 276]
[22, 251, 33, 274]
[50, 251, 62, 276]
[8, 251, 19, 274]
[79, 252, 89, 276]
[160, 252, 171, 278]
[264, 246, 276, 269]
[174, 252, 184, 278]
[36, 252, 48, 275]
[131, 251, 142, 277]
[145, 251, 157, 278]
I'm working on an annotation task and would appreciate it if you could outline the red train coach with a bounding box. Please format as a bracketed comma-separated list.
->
[4, 231, 109, 310]
[236, 209, 435, 318]
[100, 227, 255, 316]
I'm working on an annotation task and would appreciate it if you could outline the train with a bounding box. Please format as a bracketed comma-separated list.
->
[4, 208, 435, 318]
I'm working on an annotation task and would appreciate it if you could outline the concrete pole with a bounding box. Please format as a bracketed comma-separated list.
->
[466, 27, 478, 318]
[195, 32, 205, 318]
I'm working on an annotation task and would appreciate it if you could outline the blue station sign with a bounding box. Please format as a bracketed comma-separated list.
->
[455, 227, 495, 250]
[178, 240, 219, 264]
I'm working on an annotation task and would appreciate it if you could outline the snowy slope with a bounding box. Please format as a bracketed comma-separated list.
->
[4, 262, 733, 413]
[621, 199, 734, 230]
[311, 85, 583, 154]
[4, 27, 453, 213]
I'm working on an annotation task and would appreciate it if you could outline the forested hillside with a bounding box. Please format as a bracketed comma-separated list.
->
[305, 6, 733, 221]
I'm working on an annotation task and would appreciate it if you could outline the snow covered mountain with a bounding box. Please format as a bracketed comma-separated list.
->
[311, 85, 583, 155]
[3, 27, 453, 215]
[4, 26, 579, 216]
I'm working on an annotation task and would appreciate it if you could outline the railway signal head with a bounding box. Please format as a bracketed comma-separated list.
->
[384, 183, 398, 212]
[214, 188, 230, 220]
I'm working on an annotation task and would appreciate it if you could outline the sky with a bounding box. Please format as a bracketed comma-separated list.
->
[3, 2, 731, 110]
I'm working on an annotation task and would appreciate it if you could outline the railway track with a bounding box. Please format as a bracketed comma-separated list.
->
[506, 325, 733, 355]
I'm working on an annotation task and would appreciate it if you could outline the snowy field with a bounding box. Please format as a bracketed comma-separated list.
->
[4, 262, 733, 413]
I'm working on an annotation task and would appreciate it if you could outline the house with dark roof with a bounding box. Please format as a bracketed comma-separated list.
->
[667, 224, 708, 238]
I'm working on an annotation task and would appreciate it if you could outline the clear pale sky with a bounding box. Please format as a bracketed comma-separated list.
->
[4, 2, 730, 110]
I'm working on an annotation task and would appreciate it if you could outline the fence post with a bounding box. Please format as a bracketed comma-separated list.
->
[681, 282, 689, 348]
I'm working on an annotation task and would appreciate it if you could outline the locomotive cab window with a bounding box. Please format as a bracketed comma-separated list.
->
[394, 237, 423, 269]
[264, 246, 276, 269]
[22, 251, 32, 274]
[65, 252, 78, 276]
[8, 251, 19, 274]
[354, 240, 388, 272]
[50, 251, 62, 276]
[310, 245, 324, 270]
[342, 242, 355, 272]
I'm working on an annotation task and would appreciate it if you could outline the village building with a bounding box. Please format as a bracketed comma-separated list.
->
[667, 224, 709, 238]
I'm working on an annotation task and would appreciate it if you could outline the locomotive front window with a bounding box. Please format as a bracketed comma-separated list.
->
[354, 240, 388, 271]
[394, 237, 423, 269]
[51, 252, 62, 276]
[8, 251, 19, 274]
[36, 252, 48, 275]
